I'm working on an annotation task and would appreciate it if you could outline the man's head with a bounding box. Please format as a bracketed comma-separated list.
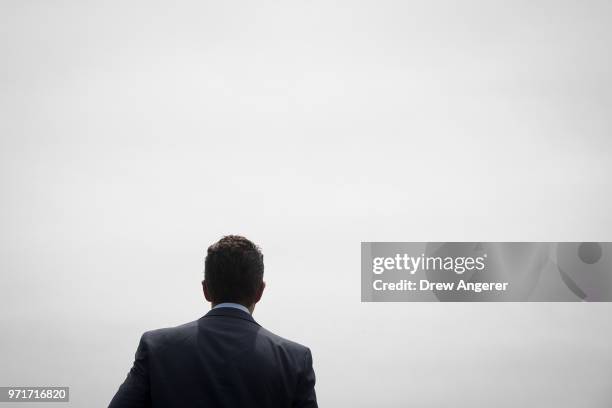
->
[203, 235, 265, 311]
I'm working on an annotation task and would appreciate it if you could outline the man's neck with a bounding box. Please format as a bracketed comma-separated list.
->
[212, 302, 252, 315]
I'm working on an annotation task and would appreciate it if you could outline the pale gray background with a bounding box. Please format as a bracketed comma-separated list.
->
[1, 1, 611, 407]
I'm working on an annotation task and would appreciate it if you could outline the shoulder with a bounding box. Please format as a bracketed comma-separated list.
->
[256, 326, 312, 359]
[246, 326, 313, 377]
[139, 320, 198, 348]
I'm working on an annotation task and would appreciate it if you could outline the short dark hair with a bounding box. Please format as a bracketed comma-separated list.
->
[204, 235, 264, 305]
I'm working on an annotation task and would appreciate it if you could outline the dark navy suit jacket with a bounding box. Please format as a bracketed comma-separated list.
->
[109, 307, 317, 408]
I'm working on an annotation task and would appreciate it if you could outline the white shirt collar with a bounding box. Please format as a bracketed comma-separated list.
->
[213, 302, 251, 315]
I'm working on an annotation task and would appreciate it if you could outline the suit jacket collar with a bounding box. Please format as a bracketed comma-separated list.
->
[204, 306, 259, 325]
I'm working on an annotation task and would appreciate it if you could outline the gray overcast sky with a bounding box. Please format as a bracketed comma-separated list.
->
[1, 1, 611, 407]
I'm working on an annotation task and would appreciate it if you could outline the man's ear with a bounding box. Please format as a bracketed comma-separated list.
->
[202, 280, 212, 302]
[254, 281, 266, 304]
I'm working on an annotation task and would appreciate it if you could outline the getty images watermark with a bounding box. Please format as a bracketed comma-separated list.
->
[361, 242, 612, 302]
